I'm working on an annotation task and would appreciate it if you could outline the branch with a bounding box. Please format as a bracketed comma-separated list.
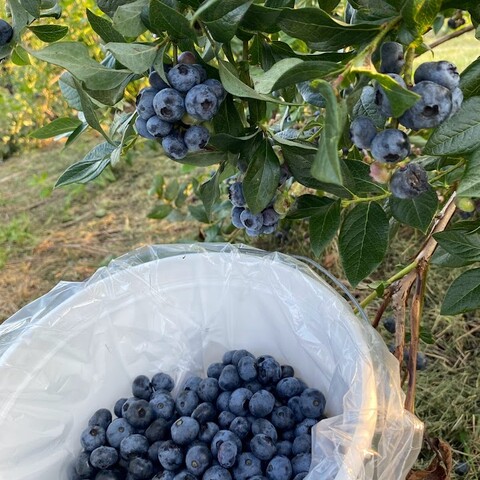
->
[428, 25, 475, 50]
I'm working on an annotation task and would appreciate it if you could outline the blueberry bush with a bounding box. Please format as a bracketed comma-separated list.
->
[2, 0, 480, 459]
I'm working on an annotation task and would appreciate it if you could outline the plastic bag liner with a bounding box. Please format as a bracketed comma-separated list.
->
[0, 243, 423, 480]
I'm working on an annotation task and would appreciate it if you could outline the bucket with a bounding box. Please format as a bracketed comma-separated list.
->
[0, 244, 423, 480]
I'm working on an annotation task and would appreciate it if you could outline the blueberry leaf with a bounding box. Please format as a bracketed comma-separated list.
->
[112, 0, 148, 37]
[460, 57, 480, 99]
[149, 0, 195, 40]
[28, 24, 69, 42]
[147, 203, 173, 219]
[401, 0, 442, 39]
[352, 85, 386, 128]
[339, 202, 389, 287]
[199, 171, 220, 220]
[309, 200, 341, 257]
[287, 195, 335, 219]
[441, 268, 480, 314]
[433, 230, 480, 262]
[424, 97, 480, 155]
[389, 187, 438, 233]
[431, 246, 473, 268]
[458, 148, 480, 198]
[86, 8, 126, 43]
[240, 4, 283, 34]
[29, 117, 83, 139]
[105, 43, 158, 74]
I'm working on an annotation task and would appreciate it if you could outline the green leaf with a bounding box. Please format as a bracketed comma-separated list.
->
[188, 204, 210, 223]
[29, 42, 131, 90]
[339, 202, 389, 286]
[59, 71, 83, 111]
[309, 200, 341, 256]
[253, 58, 341, 94]
[458, 148, 480, 198]
[460, 58, 480, 100]
[83, 75, 133, 106]
[199, 172, 220, 220]
[343, 160, 384, 195]
[28, 24, 68, 42]
[431, 246, 473, 268]
[317, 0, 340, 11]
[86, 8, 126, 43]
[29, 117, 83, 139]
[97, 0, 138, 17]
[20, 0, 41, 17]
[401, 0, 442, 38]
[9, 0, 31, 43]
[147, 203, 173, 219]
[311, 80, 346, 186]
[278, 7, 380, 51]
[441, 268, 480, 314]
[72, 77, 113, 144]
[433, 230, 480, 262]
[287, 194, 335, 219]
[243, 140, 281, 214]
[265, 0, 294, 7]
[390, 187, 438, 233]
[55, 142, 115, 187]
[174, 151, 226, 166]
[105, 43, 158, 74]
[212, 96, 244, 137]
[11, 45, 31, 65]
[240, 4, 282, 33]
[352, 85, 386, 128]
[218, 60, 285, 104]
[149, 0, 195, 40]
[113, 0, 148, 37]
[64, 122, 89, 149]
[210, 132, 260, 154]
[424, 97, 480, 156]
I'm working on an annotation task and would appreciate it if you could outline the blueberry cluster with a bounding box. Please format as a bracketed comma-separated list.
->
[350, 42, 463, 199]
[228, 182, 281, 237]
[135, 51, 226, 161]
[0, 19, 13, 46]
[71, 350, 326, 480]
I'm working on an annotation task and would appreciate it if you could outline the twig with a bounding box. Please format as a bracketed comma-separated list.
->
[428, 25, 475, 50]
[372, 288, 392, 329]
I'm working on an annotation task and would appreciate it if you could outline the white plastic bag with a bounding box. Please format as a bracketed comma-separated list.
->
[0, 243, 423, 480]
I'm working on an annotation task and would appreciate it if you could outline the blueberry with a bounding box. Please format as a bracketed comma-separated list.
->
[350, 116, 377, 150]
[207, 363, 225, 379]
[168, 63, 201, 92]
[185, 85, 219, 121]
[233, 453, 262, 480]
[271, 407, 295, 431]
[246, 227, 262, 237]
[414, 61, 460, 91]
[390, 163, 429, 199]
[379, 42, 405, 74]
[193, 64, 208, 82]
[216, 391, 232, 411]
[147, 116, 173, 138]
[203, 465, 233, 480]
[145, 417, 171, 443]
[178, 51, 197, 64]
[229, 388, 253, 417]
[171, 416, 200, 445]
[135, 117, 156, 140]
[449, 87, 463, 117]
[184, 376, 203, 392]
[196, 378, 220, 403]
[128, 457, 154, 479]
[149, 70, 169, 90]
[120, 434, 149, 460]
[231, 207, 245, 229]
[300, 388, 325, 419]
[89, 409, 113, 430]
[211, 430, 242, 456]
[250, 434, 277, 461]
[184, 125, 210, 152]
[218, 410, 236, 429]
[174, 470, 197, 480]
[244, 380, 263, 394]
[95, 470, 123, 480]
[229, 417, 250, 440]
[292, 474, 308, 480]
[251, 418, 278, 442]
[276, 441, 293, 457]
[266, 456, 293, 480]
[262, 208, 280, 228]
[153, 472, 175, 480]
[81, 425, 106, 452]
[176, 389, 200, 416]
[106, 418, 135, 448]
[152, 372, 175, 392]
[136, 87, 158, 120]
[416, 352, 428, 370]
[0, 19, 13, 45]
[228, 182, 246, 208]
[219, 364, 241, 391]
[75, 451, 95, 478]
[291, 454, 311, 475]
[292, 434, 311, 455]
[162, 133, 188, 160]
[148, 440, 163, 463]
[222, 351, 236, 364]
[199, 422, 220, 443]
[192, 402, 217, 424]
[281, 430, 295, 441]
[90, 446, 119, 469]
[240, 210, 263, 233]
[114, 398, 127, 418]
[294, 418, 317, 437]
[124, 399, 155, 429]
[217, 440, 237, 468]
[454, 461, 470, 476]
[276, 378, 303, 400]
[159, 440, 185, 470]
[132, 375, 152, 400]
[383, 316, 396, 334]
[287, 397, 304, 423]
[399, 81, 452, 130]
[249, 390, 275, 418]
[203, 79, 226, 102]
[150, 391, 176, 420]
[370, 129, 410, 163]
[374, 74, 407, 117]
[153, 88, 186, 123]
[257, 356, 282, 385]
[186, 444, 212, 475]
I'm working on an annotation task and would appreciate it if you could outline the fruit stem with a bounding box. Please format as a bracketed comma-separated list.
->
[173, 44, 178, 64]
[342, 191, 391, 207]
[403, 47, 416, 87]
[430, 160, 465, 183]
